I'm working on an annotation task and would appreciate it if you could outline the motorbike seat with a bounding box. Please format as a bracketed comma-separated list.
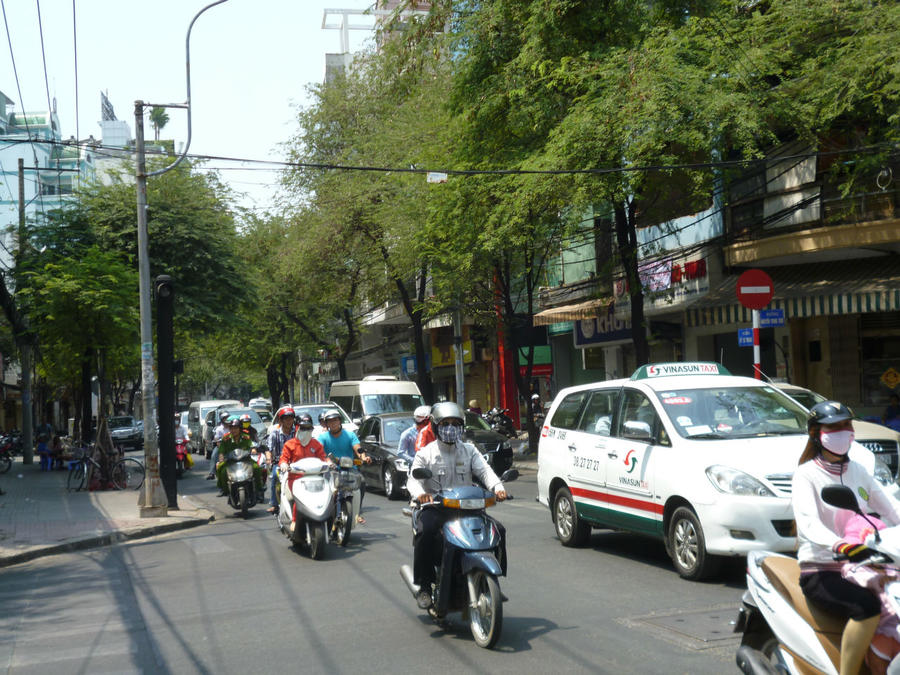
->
[760, 556, 844, 666]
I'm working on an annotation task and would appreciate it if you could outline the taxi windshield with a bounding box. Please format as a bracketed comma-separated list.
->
[654, 386, 808, 439]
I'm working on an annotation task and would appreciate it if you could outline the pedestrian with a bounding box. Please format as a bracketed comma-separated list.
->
[467, 399, 482, 416]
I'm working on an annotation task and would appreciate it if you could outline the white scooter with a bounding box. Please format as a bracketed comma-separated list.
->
[735, 485, 900, 674]
[276, 456, 362, 559]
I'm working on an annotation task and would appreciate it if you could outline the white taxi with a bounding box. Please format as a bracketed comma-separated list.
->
[536, 362, 895, 580]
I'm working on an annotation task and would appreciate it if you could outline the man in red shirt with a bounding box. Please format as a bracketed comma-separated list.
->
[278, 414, 327, 531]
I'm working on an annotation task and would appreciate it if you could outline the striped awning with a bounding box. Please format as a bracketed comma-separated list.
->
[686, 257, 900, 327]
[533, 296, 614, 326]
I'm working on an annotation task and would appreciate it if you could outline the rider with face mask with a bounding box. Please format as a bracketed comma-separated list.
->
[279, 414, 327, 532]
[406, 401, 507, 609]
[793, 400, 900, 675]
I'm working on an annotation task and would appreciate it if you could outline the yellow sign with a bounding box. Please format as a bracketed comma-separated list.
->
[432, 340, 473, 368]
[881, 367, 900, 390]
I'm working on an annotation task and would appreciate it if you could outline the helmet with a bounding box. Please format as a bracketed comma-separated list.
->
[431, 401, 463, 426]
[323, 410, 342, 423]
[413, 405, 432, 423]
[275, 405, 295, 420]
[240, 413, 252, 427]
[531, 393, 540, 400]
[227, 415, 240, 426]
[318, 412, 326, 424]
[296, 414, 314, 429]
[808, 400, 853, 430]
[219, 411, 230, 423]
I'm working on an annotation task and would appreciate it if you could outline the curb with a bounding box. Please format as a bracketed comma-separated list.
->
[0, 509, 215, 569]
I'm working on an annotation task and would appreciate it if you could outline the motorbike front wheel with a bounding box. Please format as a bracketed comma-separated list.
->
[468, 570, 503, 649]
[238, 486, 249, 518]
[0, 452, 11, 474]
[335, 501, 352, 547]
[175, 459, 184, 478]
[308, 522, 326, 560]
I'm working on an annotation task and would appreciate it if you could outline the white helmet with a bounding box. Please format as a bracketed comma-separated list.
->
[413, 405, 432, 424]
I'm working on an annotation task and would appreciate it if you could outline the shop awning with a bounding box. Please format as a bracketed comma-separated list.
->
[532, 297, 614, 326]
[686, 257, 900, 327]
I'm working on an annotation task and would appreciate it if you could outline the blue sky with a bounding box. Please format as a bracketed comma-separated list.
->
[0, 0, 375, 211]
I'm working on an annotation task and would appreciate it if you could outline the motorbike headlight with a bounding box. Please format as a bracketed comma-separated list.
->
[501, 442, 512, 452]
[394, 458, 409, 471]
[705, 465, 776, 497]
[874, 458, 895, 487]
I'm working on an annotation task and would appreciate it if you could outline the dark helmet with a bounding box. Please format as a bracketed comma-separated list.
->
[807, 400, 853, 430]
[296, 414, 314, 430]
[323, 410, 342, 423]
[431, 401, 464, 427]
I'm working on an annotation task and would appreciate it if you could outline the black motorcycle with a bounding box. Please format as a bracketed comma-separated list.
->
[400, 467, 518, 649]
[482, 407, 516, 438]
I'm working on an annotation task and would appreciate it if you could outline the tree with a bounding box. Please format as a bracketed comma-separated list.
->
[149, 107, 169, 142]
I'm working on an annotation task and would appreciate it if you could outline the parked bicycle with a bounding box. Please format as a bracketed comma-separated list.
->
[66, 444, 145, 491]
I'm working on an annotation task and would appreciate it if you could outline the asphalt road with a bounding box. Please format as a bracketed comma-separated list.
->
[0, 461, 747, 674]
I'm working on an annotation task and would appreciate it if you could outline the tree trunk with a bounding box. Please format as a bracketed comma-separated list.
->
[614, 200, 649, 366]
[79, 348, 92, 443]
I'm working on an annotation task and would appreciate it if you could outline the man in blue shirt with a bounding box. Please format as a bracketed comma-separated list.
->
[398, 405, 432, 463]
[317, 410, 371, 523]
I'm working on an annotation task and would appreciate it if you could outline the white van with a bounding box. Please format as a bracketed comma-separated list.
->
[328, 376, 425, 423]
[186, 399, 241, 454]
[536, 362, 896, 580]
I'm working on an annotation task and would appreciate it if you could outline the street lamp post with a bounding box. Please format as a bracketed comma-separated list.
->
[135, 0, 231, 517]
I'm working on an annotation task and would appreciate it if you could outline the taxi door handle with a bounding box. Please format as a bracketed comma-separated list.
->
[567, 444, 577, 452]
[607, 451, 618, 459]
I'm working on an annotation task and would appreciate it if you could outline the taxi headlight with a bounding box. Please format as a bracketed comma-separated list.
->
[706, 465, 776, 497]
[874, 458, 894, 487]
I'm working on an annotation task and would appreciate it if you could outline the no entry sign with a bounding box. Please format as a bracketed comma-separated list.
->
[736, 269, 774, 310]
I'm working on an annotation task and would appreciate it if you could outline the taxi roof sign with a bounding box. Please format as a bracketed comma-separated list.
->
[631, 362, 731, 380]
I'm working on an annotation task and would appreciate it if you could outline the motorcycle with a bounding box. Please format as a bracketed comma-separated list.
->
[329, 456, 362, 547]
[221, 445, 260, 518]
[175, 437, 192, 478]
[0, 444, 11, 473]
[482, 407, 516, 439]
[399, 467, 519, 649]
[735, 485, 900, 674]
[276, 456, 335, 559]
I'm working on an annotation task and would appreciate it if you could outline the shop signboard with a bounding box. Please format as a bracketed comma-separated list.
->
[574, 314, 631, 348]
[431, 340, 473, 368]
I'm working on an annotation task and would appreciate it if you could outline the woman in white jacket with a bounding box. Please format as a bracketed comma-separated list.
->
[793, 400, 900, 675]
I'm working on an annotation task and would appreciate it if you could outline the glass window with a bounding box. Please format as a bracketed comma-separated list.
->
[577, 390, 617, 436]
[361, 394, 425, 415]
[653, 386, 807, 439]
[549, 391, 589, 430]
[358, 418, 374, 439]
[615, 390, 659, 438]
[382, 417, 415, 444]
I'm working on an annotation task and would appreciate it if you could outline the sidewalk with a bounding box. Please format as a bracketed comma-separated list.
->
[0, 457, 214, 568]
[511, 431, 538, 472]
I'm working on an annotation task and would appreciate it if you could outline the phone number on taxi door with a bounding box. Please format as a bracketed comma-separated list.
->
[573, 456, 601, 471]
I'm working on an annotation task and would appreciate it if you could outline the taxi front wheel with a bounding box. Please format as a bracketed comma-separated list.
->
[667, 506, 721, 580]
[553, 487, 590, 547]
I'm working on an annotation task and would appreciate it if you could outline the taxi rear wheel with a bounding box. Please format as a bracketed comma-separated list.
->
[667, 506, 721, 580]
[553, 487, 590, 547]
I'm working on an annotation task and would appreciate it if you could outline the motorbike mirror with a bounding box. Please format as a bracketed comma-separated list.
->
[821, 485, 860, 513]
[411, 467, 433, 480]
[500, 468, 519, 483]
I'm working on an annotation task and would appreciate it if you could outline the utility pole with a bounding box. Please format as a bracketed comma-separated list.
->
[135, 105, 167, 516]
[16, 159, 33, 465]
[453, 305, 465, 409]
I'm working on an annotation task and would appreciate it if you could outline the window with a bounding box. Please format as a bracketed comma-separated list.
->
[357, 418, 375, 439]
[382, 417, 414, 444]
[615, 389, 669, 445]
[577, 390, 617, 436]
[549, 391, 589, 430]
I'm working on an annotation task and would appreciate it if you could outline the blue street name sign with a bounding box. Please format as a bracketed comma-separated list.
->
[759, 308, 785, 327]
[738, 328, 753, 347]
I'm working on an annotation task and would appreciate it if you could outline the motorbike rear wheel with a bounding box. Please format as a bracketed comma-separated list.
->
[335, 502, 352, 547]
[468, 570, 503, 649]
[175, 459, 184, 478]
[308, 522, 326, 560]
[238, 486, 249, 518]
